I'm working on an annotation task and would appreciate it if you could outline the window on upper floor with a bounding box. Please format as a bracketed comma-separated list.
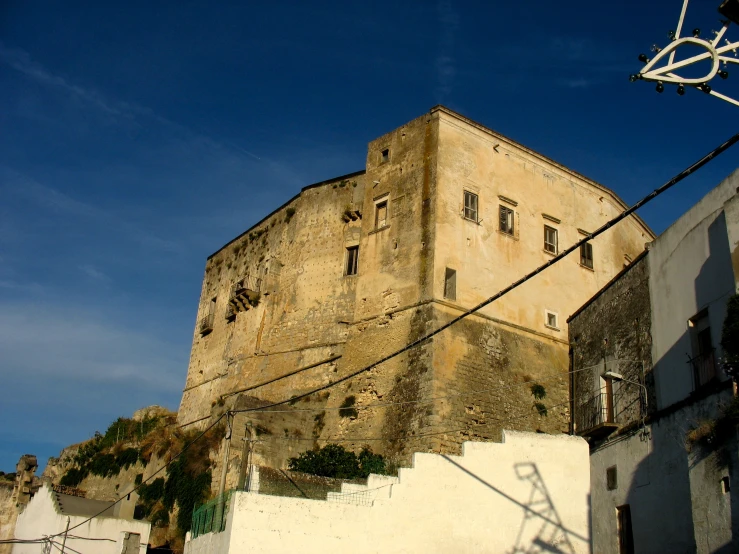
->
[345, 246, 359, 276]
[463, 191, 478, 222]
[444, 268, 457, 301]
[499, 205, 514, 235]
[580, 243, 594, 269]
[375, 200, 388, 229]
[381, 148, 390, 163]
[544, 225, 558, 254]
[688, 310, 716, 390]
[545, 310, 559, 330]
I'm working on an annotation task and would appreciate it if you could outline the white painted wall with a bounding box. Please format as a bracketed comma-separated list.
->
[649, 169, 739, 409]
[186, 431, 591, 554]
[12, 484, 150, 554]
[589, 388, 736, 554]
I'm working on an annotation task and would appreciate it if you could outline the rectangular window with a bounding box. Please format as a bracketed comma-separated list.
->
[545, 311, 558, 329]
[345, 246, 359, 276]
[689, 310, 716, 389]
[607, 466, 618, 490]
[499, 205, 514, 235]
[616, 505, 635, 554]
[544, 226, 558, 254]
[381, 148, 390, 163]
[444, 268, 456, 301]
[580, 243, 594, 269]
[375, 201, 388, 229]
[463, 191, 478, 222]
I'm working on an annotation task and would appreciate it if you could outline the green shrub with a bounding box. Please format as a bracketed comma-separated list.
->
[89, 453, 119, 478]
[60, 467, 89, 487]
[288, 444, 360, 479]
[358, 448, 386, 478]
[139, 477, 165, 504]
[115, 448, 140, 470]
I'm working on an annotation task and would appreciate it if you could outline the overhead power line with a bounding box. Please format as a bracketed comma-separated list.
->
[230, 362, 603, 415]
[228, 131, 739, 416]
[9, 132, 737, 547]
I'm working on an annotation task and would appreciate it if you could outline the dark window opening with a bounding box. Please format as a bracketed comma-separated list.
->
[345, 246, 359, 276]
[499, 205, 514, 235]
[381, 149, 390, 163]
[580, 243, 594, 269]
[607, 466, 618, 490]
[464, 191, 478, 222]
[544, 226, 558, 254]
[689, 311, 716, 390]
[617, 505, 635, 554]
[444, 268, 457, 301]
[721, 476, 731, 494]
[375, 201, 388, 229]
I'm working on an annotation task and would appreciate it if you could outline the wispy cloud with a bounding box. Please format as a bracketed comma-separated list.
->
[0, 301, 184, 392]
[0, 167, 183, 254]
[0, 44, 128, 117]
[79, 264, 110, 282]
[435, 0, 460, 102]
[0, 42, 305, 188]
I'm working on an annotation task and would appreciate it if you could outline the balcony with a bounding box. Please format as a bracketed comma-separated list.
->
[199, 313, 214, 336]
[576, 392, 619, 440]
[690, 350, 717, 391]
[228, 275, 261, 316]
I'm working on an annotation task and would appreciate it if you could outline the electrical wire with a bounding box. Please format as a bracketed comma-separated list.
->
[12, 132, 738, 546]
[230, 363, 600, 415]
[247, 399, 573, 443]
[227, 131, 739, 417]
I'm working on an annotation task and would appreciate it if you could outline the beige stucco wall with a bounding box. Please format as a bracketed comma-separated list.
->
[12, 484, 150, 554]
[177, 106, 654, 477]
[185, 431, 591, 554]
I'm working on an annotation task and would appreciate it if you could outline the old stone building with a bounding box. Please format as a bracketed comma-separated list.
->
[177, 106, 653, 472]
[569, 170, 739, 553]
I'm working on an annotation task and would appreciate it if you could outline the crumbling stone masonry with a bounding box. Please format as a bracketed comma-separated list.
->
[177, 106, 654, 478]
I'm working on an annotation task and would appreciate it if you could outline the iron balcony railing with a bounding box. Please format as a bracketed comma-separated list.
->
[199, 313, 214, 335]
[690, 349, 717, 391]
[576, 392, 614, 435]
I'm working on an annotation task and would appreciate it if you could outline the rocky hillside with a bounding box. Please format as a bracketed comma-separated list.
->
[43, 406, 223, 553]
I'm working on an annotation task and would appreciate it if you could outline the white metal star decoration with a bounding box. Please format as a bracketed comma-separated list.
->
[632, 0, 739, 107]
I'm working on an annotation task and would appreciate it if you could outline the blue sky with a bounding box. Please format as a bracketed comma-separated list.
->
[1, 0, 737, 472]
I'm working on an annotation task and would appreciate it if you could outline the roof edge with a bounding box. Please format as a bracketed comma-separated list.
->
[567, 248, 650, 323]
[430, 105, 655, 239]
[207, 169, 365, 260]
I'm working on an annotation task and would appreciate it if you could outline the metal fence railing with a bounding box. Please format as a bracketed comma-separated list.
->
[576, 392, 611, 434]
[191, 490, 233, 539]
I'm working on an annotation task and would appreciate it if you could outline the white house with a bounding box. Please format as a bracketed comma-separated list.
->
[12, 483, 150, 554]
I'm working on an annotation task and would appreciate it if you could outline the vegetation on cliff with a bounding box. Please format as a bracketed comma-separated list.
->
[57, 412, 223, 544]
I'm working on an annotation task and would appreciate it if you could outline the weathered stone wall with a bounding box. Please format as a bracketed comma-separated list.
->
[177, 106, 655, 481]
[0, 481, 15, 554]
[568, 252, 653, 433]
